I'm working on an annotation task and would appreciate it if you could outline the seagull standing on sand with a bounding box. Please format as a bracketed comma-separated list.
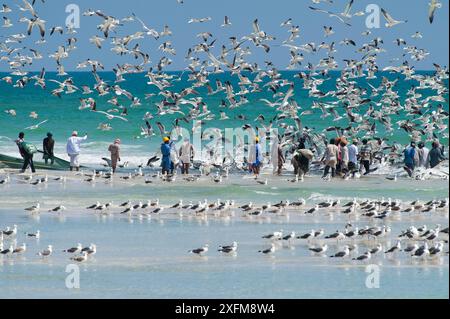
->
[280, 231, 296, 242]
[353, 251, 372, 261]
[2, 225, 17, 237]
[256, 178, 268, 185]
[309, 244, 328, 254]
[262, 230, 283, 240]
[297, 229, 315, 240]
[1, 245, 14, 256]
[38, 245, 53, 257]
[259, 243, 276, 254]
[13, 243, 27, 254]
[25, 203, 40, 213]
[314, 229, 325, 238]
[412, 243, 430, 258]
[304, 205, 319, 214]
[86, 244, 97, 256]
[63, 243, 82, 254]
[49, 205, 66, 212]
[71, 252, 89, 262]
[385, 241, 401, 254]
[369, 244, 383, 255]
[218, 242, 238, 253]
[188, 244, 209, 255]
[403, 243, 419, 254]
[25, 230, 40, 239]
[329, 245, 350, 258]
[325, 230, 346, 241]
[87, 201, 101, 209]
[429, 242, 444, 256]
[0, 175, 10, 184]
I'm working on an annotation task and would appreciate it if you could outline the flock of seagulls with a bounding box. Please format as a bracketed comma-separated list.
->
[4, 222, 444, 262]
[1, 224, 97, 262]
[1, 163, 448, 222]
[0, 0, 447, 175]
[187, 219, 448, 260]
[2, 192, 447, 264]
[174, 219, 449, 260]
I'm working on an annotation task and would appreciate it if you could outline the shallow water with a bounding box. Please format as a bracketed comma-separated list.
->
[0, 171, 448, 298]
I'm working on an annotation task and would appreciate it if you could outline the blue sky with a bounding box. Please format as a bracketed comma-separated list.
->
[0, 0, 448, 71]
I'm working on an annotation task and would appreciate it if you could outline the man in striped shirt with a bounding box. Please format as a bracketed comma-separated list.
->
[359, 139, 372, 175]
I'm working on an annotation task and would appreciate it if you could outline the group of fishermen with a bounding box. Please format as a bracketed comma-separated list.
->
[402, 140, 447, 177]
[15, 132, 54, 173]
[13, 132, 447, 178]
[15, 131, 123, 173]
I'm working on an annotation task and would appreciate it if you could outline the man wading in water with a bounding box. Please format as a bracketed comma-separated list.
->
[16, 132, 36, 173]
[43, 132, 55, 165]
[108, 139, 121, 173]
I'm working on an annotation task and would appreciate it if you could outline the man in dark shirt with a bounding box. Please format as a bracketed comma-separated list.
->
[15, 132, 36, 173]
[426, 141, 447, 168]
[43, 132, 55, 165]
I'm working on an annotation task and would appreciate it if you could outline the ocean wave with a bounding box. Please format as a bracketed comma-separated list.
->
[253, 191, 280, 196]
[307, 192, 367, 202]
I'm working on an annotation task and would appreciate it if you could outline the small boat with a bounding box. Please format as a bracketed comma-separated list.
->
[0, 153, 74, 171]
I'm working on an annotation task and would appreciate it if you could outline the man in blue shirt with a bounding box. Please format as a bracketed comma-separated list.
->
[161, 136, 172, 175]
[403, 141, 417, 177]
[252, 137, 263, 177]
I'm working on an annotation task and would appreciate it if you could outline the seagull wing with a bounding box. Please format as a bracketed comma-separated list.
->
[36, 19, 45, 37]
[36, 119, 48, 126]
[329, 12, 351, 25]
[381, 8, 395, 24]
[309, 6, 331, 14]
[294, 117, 302, 130]
[252, 19, 260, 33]
[429, 0, 437, 23]
[156, 122, 166, 135]
[94, 110, 109, 116]
[134, 15, 150, 31]
[112, 115, 128, 122]
[281, 84, 294, 106]
[343, 0, 354, 16]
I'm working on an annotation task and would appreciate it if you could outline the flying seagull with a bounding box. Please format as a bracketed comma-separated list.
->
[428, 0, 442, 24]
[24, 119, 48, 130]
[381, 8, 408, 27]
[221, 16, 231, 27]
[94, 110, 128, 122]
[309, 6, 352, 26]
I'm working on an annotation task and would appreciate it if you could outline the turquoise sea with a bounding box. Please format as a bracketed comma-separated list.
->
[0, 71, 447, 166]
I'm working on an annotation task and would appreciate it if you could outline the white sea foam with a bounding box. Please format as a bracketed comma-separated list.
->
[253, 191, 280, 196]
[307, 192, 371, 202]
[1, 140, 448, 178]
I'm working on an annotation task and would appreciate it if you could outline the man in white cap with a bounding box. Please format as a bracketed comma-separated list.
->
[66, 131, 87, 171]
[178, 137, 195, 175]
[108, 138, 121, 173]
